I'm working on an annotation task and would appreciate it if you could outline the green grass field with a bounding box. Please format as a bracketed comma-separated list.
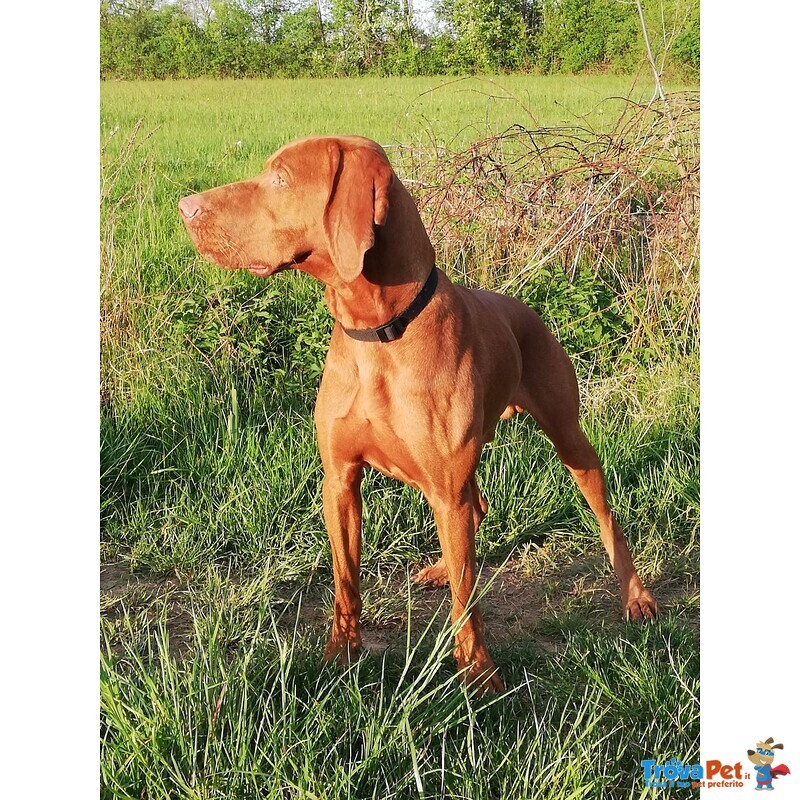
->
[101, 75, 699, 799]
[102, 74, 673, 148]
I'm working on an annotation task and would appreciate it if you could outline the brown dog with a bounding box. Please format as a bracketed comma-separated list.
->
[179, 135, 657, 692]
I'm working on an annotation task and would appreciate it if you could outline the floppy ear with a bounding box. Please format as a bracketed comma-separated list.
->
[323, 142, 394, 283]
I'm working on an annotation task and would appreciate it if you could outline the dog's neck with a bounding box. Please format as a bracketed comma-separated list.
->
[324, 251, 433, 331]
[303, 182, 436, 331]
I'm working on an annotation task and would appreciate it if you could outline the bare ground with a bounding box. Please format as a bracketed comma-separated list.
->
[101, 552, 699, 659]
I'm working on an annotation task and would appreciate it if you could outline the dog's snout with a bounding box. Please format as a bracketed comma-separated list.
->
[179, 194, 204, 221]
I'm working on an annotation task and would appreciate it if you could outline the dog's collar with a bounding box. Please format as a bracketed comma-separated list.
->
[341, 267, 439, 343]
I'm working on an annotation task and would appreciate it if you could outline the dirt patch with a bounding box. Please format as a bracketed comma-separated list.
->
[353, 561, 566, 657]
[101, 555, 698, 658]
[101, 562, 196, 656]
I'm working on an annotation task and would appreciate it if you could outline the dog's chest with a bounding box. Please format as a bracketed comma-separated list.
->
[347, 364, 480, 485]
[318, 334, 487, 485]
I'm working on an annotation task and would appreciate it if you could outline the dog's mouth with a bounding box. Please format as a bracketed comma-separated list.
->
[183, 212, 312, 277]
[247, 251, 311, 277]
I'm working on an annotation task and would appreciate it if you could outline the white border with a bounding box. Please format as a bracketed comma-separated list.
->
[701, 1, 799, 795]
[3, 2, 99, 795]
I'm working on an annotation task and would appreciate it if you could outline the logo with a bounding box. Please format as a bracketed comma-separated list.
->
[746, 737, 791, 791]
[640, 758, 744, 789]
[641, 737, 791, 791]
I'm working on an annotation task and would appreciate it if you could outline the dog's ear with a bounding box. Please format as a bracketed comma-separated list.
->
[323, 141, 393, 283]
[773, 743, 784, 750]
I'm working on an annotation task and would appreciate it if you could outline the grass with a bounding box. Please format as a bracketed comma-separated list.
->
[100, 74, 699, 799]
[100, 74, 696, 160]
[101, 604, 698, 799]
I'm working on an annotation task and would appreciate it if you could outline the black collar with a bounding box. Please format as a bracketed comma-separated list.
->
[341, 268, 439, 343]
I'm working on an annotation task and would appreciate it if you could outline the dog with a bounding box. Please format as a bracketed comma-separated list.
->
[747, 739, 790, 790]
[179, 135, 657, 693]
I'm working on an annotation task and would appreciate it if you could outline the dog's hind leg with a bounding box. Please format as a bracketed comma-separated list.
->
[517, 337, 658, 620]
[543, 420, 657, 620]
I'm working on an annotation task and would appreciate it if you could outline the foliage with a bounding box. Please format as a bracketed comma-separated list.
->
[535, 0, 639, 73]
[326, 0, 411, 73]
[171, 279, 331, 406]
[671, 2, 700, 74]
[100, 0, 701, 79]
[436, 0, 534, 73]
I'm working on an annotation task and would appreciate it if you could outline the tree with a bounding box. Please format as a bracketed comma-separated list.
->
[436, 0, 534, 73]
[99, 0, 699, 78]
[206, 0, 259, 75]
[272, 2, 329, 75]
[241, 0, 285, 42]
[328, 0, 410, 72]
[535, 0, 638, 72]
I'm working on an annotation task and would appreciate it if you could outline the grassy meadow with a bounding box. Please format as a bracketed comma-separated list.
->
[101, 75, 699, 799]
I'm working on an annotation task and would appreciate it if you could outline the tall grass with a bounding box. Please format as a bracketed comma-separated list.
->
[100, 75, 699, 798]
[102, 601, 698, 799]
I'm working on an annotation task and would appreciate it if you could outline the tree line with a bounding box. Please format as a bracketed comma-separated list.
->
[100, 0, 700, 80]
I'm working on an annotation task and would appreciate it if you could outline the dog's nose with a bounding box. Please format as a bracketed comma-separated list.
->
[179, 194, 204, 220]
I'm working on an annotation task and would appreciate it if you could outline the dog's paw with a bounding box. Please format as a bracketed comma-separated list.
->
[462, 660, 505, 696]
[323, 638, 362, 666]
[412, 558, 449, 587]
[625, 591, 659, 622]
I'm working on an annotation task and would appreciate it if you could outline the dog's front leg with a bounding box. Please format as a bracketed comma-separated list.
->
[321, 463, 364, 665]
[429, 486, 504, 694]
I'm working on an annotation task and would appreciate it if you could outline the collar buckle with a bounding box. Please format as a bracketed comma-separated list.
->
[375, 317, 408, 343]
[341, 267, 439, 344]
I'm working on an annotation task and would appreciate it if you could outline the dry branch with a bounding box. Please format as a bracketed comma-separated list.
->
[392, 91, 699, 356]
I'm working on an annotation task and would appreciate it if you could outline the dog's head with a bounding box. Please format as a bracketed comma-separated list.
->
[747, 738, 783, 766]
[179, 135, 395, 286]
